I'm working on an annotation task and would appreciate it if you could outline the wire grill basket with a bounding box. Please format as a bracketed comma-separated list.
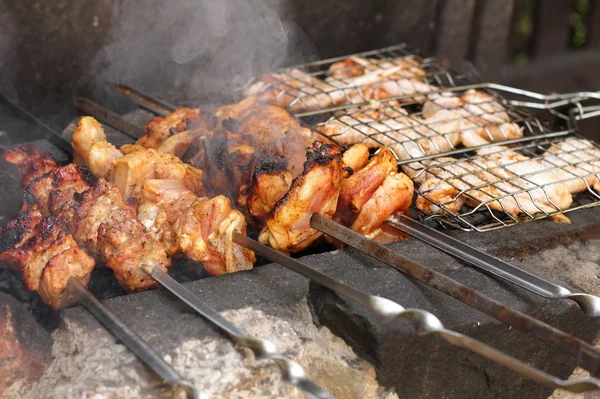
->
[241, 44, 461, 116]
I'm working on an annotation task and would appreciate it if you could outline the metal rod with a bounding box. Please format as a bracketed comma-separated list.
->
[72, 97, 145, 139]
[385, 215, 600, 317]
[232, 232, 600, 393]
[112, 83, 176, 116]
[293, 82, 600, 118]
[66, 277, 204, 399]
[142, 265, 333, 399]
[309, 213, 600, 376]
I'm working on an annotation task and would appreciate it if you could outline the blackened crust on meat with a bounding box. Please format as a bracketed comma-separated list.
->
[23, 190, 37, 206]
[302, 142, 343, 173]
[0, 209, 43, 252]
[77, 165, 98, 185]
[253, 154, 289, 175]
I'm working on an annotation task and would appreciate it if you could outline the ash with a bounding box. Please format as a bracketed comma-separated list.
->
[520, 239, 600, 296]
[5, 300, 398, 399]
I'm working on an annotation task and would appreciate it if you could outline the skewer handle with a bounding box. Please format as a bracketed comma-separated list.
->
[386, 215, 600, 317]
[66, 277, 204, 399]
[233, 233, 600, 392]
[309, 213, 600, 376]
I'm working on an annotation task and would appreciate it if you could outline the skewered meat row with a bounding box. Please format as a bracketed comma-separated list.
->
[0, 206, 95, 310]
[72, 117, 255, 275]
[244, 56, 433, 113]
[73, 117, 204, 198]
[4, 145, 171, 291]
[110, 98, 416, 252]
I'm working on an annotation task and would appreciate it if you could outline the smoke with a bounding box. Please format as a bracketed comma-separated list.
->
[92, 0, 318, 106]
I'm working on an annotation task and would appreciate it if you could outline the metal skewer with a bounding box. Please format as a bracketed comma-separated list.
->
[21, 106, 333, 399]
[112, 84, 176, 116]
[310, 213, 600, 376]
[232, 232, 600, 393]
[143, 265, 333, 399]
[66, 277, 204, 399]
[384, 214, 600, 317]
[73, 97, 145, 139]
[112, 83, 177, 116]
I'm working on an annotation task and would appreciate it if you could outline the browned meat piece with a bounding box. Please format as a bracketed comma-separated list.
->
[72, 117, 205, 199]
[4, 145, 171, 292]
[216, 99, 318, 175]
[350, 172, 414, 238]
[110, 147, 204, 199]
[336, 147, 397, 223]
[137, 107, 217, 150]
[137, 179, 255, 275]
[342, 143, 370, 171]
[244, 56, 431, 113]
[5, 145, 59, 188]
[259, 142, 344, 253]
[244, 156, 293, 222]
[0, 207, 95, 310]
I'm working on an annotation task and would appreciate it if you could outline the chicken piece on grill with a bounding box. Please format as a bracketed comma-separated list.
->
[244, 155, 293, 223]
[259, 142, 344, 253]
[543, 137, 600, 194]
[423, 90, 522, 145]
[216, 98, 319, 176]
[328, 56, 426, 81]
[72, 116, 123, 177]
[244, 56, 432, 113]
[0, 207, 95, 310]
[138, 179, 255, 275]
[4, 145, 171, 291]
[110, 147, 204, 199]
[472, 145, 573, 217]
[137, 107, 217, 151]
[414, 144, 574, 219]
[335, 147, 397, 225]
[414, 157, 475, 215]
[72, 116, 205, 199]
[342, 143, 370, 171]
[350, 172, 414, 239]
[329, 145, 414, 245]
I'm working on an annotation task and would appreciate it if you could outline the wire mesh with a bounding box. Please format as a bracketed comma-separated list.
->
[403, 135, 600, 231]
[312, 86, 554, 161]
[241, 44, 459, 115]
[239, 42, 600, 231]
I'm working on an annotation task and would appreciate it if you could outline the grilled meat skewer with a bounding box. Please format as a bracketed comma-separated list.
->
[0, 206, 95, 310]
[72, 117, 255, 275]
[4, 145, 172, 291]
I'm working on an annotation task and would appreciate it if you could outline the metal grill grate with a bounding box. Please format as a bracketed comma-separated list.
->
[405, 135, 600, 231]
[241, 44, 459, 116]
[312, 86, 553, 161]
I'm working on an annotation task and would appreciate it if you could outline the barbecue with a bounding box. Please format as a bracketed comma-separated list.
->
[4, 30, 600, 399]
